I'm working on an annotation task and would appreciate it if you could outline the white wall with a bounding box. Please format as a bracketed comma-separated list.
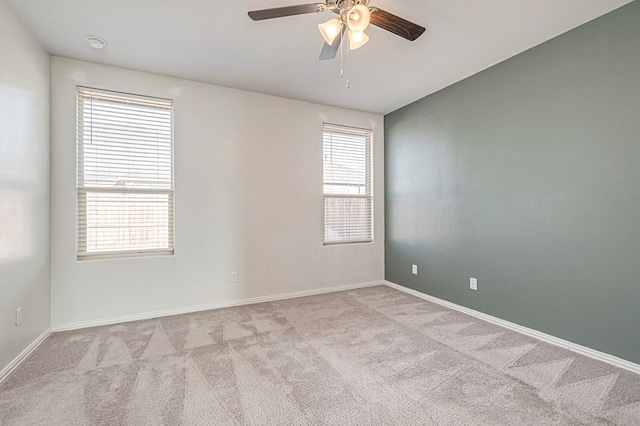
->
[51, 57, 384, 328]
[0, 0, 51, 372]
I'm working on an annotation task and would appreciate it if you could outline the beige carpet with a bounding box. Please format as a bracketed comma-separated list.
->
[1, 285, 640, 425]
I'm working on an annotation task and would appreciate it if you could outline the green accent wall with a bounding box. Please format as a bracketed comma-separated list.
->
[385, 2, 640, 363]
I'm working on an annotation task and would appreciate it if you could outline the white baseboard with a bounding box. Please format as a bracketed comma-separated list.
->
[385, 280, 640, 375]
[0, 328, 52, 385]
[52, 281, 385, 332]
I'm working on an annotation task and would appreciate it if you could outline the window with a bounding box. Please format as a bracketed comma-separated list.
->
[76, 87, 174, 259]
[323, 123, 373, 244]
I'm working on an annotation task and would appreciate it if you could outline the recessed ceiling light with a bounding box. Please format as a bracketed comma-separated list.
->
[87, 36, 106, 50]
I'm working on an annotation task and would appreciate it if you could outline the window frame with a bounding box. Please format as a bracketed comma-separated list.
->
[76, 86, 175, 260]
[322, 123, 374, 246]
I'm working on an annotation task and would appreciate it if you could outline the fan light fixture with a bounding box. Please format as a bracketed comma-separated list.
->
[319, 4, 371, 51]
[318, 18, 342, 45]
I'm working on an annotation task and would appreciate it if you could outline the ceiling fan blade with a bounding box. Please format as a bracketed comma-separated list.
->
[248, 3, 326, 21]
[319, 26, 345, 60]
[369, 8, 426, 41]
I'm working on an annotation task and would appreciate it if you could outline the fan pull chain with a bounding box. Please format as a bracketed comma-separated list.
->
[340, 27, 344, 79]
[346, 34, 350, 89]
[338, 26, 350, 89]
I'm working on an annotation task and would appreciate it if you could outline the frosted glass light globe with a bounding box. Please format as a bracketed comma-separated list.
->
[348, 30, 369, 50]
[318, 18, 342, 45]
[347, 5, 370, 32]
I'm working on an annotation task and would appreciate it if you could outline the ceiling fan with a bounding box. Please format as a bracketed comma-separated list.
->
[248, 0, 426, 60]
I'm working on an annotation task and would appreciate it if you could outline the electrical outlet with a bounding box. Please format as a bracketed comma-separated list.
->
[231, 271, 238, 282]
[15, 307, 22, 326]
[470, 277, 478, 291]
[412, 264, 418, 275]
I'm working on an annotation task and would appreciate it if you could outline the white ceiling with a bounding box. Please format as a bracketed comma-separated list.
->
[7, 0, 634, 114]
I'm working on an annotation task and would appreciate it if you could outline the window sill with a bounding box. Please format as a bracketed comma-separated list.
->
[77, 248, 174, 261]
[323, 240, 374, 246]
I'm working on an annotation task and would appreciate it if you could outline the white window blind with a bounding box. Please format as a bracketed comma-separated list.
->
[76, 87, 174, 259]
[323, 123, 373, 244]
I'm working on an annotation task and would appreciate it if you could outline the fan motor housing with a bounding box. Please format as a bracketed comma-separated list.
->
[327, 0, 370, 14]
